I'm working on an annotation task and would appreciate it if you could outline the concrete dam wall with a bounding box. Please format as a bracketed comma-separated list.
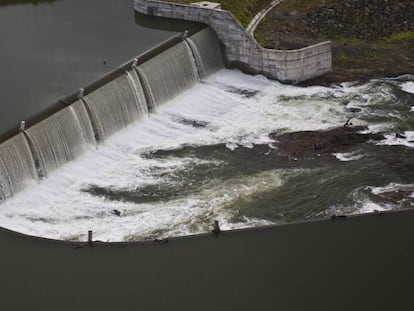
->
[0, 28, 224, 201]
[134, 0, 332, 83]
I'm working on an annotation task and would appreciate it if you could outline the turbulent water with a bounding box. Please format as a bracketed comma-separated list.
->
[0, 70, 413, 241]
[26, 101, 96, 177]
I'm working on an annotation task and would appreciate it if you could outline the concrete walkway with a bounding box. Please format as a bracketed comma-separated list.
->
[246, 0, 283, 36]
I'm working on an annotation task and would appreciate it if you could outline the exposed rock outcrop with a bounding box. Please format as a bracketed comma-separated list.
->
[306, 0, 414, 40]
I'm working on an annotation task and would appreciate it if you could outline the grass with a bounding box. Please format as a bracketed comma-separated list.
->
[335, 53, 352, 63]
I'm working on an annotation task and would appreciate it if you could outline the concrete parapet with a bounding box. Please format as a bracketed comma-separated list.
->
[134, 0, 332, 82]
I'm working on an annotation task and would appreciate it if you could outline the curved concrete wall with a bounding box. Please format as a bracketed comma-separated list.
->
[134, 0, 332, 83]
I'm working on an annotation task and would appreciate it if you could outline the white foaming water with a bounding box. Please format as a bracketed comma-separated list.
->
[330, 78, 414, 134]
[345, 183, 414, 215]
[402, 81, 414, 94]
[357, 201, 392, 214]
[0, 69, 411, 241]
[377, 131, 414, 148]
[333, 151, 365, 162]
[370, 183, 414, 195]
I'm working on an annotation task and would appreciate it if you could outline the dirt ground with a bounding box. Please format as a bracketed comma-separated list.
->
[255, 0, 414, 84]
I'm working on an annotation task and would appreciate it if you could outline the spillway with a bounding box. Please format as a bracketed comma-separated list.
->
[137, 41, 199, 107]
[186, 27, 225, 79]
[0, 28, 225, 202]
[0, 134, 38, 201]
[83, 72, 148, 142]
[1, 69, 413, 241]
[26, 101, 96, 177]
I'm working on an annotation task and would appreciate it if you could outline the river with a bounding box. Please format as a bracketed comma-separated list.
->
[1, 68, 413, 241]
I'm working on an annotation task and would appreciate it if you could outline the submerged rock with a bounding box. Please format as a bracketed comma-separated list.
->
[377, 191, 414, 204]
[270, 126, 384, 158]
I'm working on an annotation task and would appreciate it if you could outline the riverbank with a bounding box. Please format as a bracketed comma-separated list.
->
[255, 0, 414, 84]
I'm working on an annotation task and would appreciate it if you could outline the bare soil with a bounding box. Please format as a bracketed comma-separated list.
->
[255, 0, 414, 84]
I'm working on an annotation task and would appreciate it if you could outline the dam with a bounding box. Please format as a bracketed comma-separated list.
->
[0, 1, 413, 309]
[0, 27, 224, 201]
[0, 22, 413, 240]
[0, 0, 203, 136]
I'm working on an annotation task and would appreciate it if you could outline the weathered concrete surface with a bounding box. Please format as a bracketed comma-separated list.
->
[191, 1, 221, 9]
[134, 0, 332, 82]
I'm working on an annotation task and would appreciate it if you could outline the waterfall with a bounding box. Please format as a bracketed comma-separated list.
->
[126, 69, 149, 115]
[25, 101, 96, 177]
[138, 41, 199, 108]
[0, 31, 227, 201]
[0, 133, 38, 201]
[186, 28, 225, 79]
[82, 72, 148, 141]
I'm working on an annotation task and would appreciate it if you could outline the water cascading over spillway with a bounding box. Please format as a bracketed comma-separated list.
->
[137, 41, 199, 107]
[0, 52, 413, 241]
[83, 72, 148, 141]
[25, 101, 96, 177]
[0, 134, 38, 201]
[185, 27, 225, 79]
[0, 28, 225, 203]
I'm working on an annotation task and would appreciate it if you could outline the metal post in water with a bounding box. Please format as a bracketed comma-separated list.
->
[19, 121, 26, 132]
[212, 220, 221, 235]
[131, 58, 139, 69]
[88, 230, 93, 246]
[78, 88, 85, 99]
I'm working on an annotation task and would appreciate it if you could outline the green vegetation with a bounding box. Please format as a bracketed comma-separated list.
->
[167, 0, 273, 27]
[335, 53, 352, 63]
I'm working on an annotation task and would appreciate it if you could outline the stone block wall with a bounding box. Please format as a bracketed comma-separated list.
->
[134, 0, 332, 82]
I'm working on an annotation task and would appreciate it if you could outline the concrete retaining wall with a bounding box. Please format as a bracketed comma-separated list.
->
[134, 0, 332, 82]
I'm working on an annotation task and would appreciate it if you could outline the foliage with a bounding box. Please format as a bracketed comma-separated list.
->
[335, 53, 351, 63]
